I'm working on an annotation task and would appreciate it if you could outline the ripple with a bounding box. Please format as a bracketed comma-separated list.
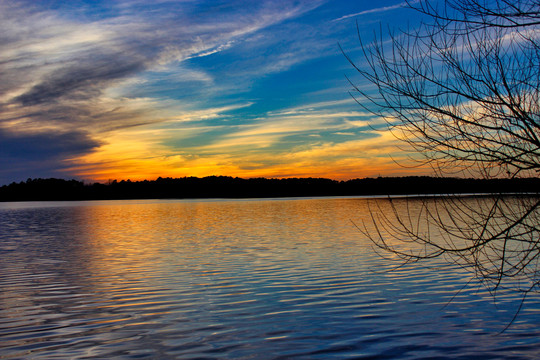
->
[1, 197, 539, 359]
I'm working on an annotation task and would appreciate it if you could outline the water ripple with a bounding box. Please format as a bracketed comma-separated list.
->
[1, 198, 539, 359]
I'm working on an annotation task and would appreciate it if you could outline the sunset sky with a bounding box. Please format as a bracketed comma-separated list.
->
[0, 0, 429, 185]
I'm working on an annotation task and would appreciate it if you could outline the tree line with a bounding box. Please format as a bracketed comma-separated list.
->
[1, 175, 538, 201]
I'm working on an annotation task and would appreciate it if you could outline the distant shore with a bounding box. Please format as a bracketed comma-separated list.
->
[1, 176, 539, 202]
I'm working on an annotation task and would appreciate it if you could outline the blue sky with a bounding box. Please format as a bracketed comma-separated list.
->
[0, 0, 428, 184]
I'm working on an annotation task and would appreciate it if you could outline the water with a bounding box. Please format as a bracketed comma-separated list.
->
[0, 197, 539, 359]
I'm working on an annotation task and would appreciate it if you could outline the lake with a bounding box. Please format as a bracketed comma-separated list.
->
[1, 197, 539, 359]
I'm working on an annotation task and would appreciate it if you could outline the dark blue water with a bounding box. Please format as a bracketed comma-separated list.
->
[1, 198, 539, 359]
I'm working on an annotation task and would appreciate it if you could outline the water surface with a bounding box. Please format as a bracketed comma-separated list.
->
[1, 197, 539, 359]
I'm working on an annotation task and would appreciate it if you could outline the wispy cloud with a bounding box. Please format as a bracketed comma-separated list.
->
[0, 0, 430, 184]
[68, 129, 419, 182]
[0, 0, 324, 182]
[333, 1, 418, 22]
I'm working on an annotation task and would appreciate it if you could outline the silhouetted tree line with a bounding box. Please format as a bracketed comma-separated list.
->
[0, 176, 539, 201]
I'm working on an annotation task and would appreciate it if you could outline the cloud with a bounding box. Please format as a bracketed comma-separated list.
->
[0, 128, 102, 184]
[267, 99, 361, 115]
[15, 57, 147, 106]
[66, 128, 420, 182]
[0, 129, 101, 160]
[1, 0, 322, 110]
[1, 1, 428, 184]
[217, 18, 337, 80]
[160, 99, 374, 155]
[0, 0, 323, 183]
[185, 41, 237, 61]
[333, 1, 418, 22]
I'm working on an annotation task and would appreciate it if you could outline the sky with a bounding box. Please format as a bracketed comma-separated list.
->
[0, 0, 429, 185]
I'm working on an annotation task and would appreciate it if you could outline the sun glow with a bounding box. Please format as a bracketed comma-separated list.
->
[66, 126, 425, 182]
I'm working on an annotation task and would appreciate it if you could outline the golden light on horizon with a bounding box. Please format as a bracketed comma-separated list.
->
[65, 128, 428, 182]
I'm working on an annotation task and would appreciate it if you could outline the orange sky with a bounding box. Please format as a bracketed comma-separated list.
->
[0, 1, 432, 184]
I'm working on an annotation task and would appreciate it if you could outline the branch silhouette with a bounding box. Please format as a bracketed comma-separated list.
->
[344, 0, 540, 319]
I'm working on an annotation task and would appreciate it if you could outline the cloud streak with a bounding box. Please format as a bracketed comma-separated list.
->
[0, 0, 325, 182]
[0, 0, 430, 184]
[333, 1, 418, 22]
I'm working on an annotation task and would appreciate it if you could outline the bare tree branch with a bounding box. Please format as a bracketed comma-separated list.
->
[344, 0, 540, 315]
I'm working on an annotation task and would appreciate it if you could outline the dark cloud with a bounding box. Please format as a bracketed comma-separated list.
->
[15, 57, 147, 106]
[0, 128, 101, 160]
[0, 129, 102, 184]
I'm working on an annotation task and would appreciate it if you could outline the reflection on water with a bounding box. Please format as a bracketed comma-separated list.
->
[1, 197, 539, 359]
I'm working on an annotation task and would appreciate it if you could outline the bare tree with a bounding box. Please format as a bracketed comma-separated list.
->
[344, 0, 540, 315]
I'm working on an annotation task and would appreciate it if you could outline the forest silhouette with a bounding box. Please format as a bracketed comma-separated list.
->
[1, 176, 539, 201]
